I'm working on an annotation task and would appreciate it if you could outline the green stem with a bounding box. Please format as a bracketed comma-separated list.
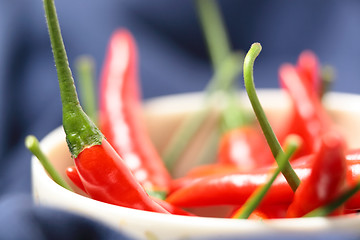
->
[25, 135, 73, 191]
[220, 91, 251, 132]
[75, 55, 98, 124]
[162, 0, 242, 173]
[196, 125, 221, 166]
[43, 0, 102, 158]
[204, 52, 244, 95]
[320, 65, 335, 99]
[195, 0, 231, 70]
[243, 43, 300, 192]
[162, 106, 210, 172]
[162, 53, 243, 172]
[236, 135, 301, 219]
[304, 181, 360, 217]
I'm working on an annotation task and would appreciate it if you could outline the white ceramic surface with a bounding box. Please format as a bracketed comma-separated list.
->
[32, 90, 360, 240]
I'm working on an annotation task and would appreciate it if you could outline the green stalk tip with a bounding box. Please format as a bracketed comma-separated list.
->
[25, 135, 73, 191]
[25, 135, 38, 150]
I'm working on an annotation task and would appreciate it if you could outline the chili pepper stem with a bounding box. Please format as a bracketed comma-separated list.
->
[162, 53, 243, 172]
[320, 65, 335, 98]
[163, 0, 243, 172]
[25, 135, 73, 191]
[43, 0, 102, 158]
[205, 52, 244, 95]
[243, 43, 300, 192]
[235, 135, 301, 219]
[76, 55, 98, 124]
[195, 0, 231, 70]
[220, 90, 252, 132]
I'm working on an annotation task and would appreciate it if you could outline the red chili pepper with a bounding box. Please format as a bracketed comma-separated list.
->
[183, 163, 241, 178]
[342, 149, 360, 210]
[296, 50, 321, 95]
[279, 63, 335, 156]
[217, 126, 274, 170]
[44, 2, 168, 214]
[66, 165, 192, 216]
[287, 132, 347, 217]
[66, 166, 86, 193]
[75, 140, 167, 213]
[169, 163, 236, 193]
[166, 160, 309, 207]
[170, 154, 311, 194]
[166, 149, 360, 210]
[99, 29, 171, 199]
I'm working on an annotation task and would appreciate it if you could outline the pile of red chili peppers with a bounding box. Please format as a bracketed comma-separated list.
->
[43, 0, 360, 220]
[64, 30, 360, 219]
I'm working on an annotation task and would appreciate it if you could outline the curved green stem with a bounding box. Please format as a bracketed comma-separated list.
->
[26, 135, 72, 191]
[235, 135, 301, 219]
[243, 43, 300, 192]
[43, 0, 102, 158]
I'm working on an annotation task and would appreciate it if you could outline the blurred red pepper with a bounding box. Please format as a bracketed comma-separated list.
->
[343, 149, 360, 210]
[287, 131, 347, 217]
[166, 149, 360, 210]
[279, 63, 335, 157]
[296, 50, 321, 95]
[181, 163, 241, 178]
[217, 90, 274, 170]
[217, 126, 274, 170]
[169, 163, 238, 193]
[99, 29, 171, 199]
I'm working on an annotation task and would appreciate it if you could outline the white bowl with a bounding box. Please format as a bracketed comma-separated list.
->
[32, 89, 360, 240]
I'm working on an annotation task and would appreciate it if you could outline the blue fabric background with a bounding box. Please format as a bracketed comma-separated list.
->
[1, 0, 360, 239]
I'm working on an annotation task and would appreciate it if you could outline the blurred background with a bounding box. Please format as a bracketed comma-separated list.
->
[0, 0, 360, 238]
